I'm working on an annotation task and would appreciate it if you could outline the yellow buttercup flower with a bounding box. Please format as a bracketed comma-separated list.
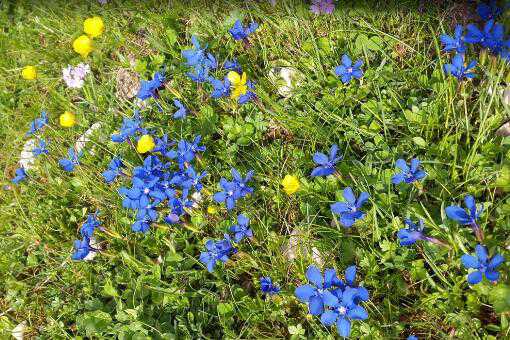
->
[207, 205, 218, 214]
[227, 71, 248, 99]
[73, 35, 93, 57]
[83, 16, 104, 38]
[281, 175, 300, 195]
[21, 66, 37, 80]
[59, 111, 76, 127]
[136, 135, 155, 154]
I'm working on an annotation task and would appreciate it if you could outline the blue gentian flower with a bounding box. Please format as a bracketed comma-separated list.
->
[153, 134, 175, 155]
[132, 218, 151, 233]
[311, 144, 342, 177]
[440, 25, 466, 53]
[294, 265, 343, 315]
[137, 71, 165, 101]
[187, 64, 211, 83]
[260, 277, 280, 295]
[229, 214, 253, 242]
[477, 1, 502, 21]
[461, 244, 505, 284]
[407, 336, 418, 340]
[209, 76, 231, 98]
[166, 136, 205, 169]
[32, 139, 49, 157]
[319, 287, 368, 338]
[213, 178, 242, 210]
[12, 167, 27, 184]
[397, 219, 426, 246]
[330, 187, 370, 227]
[180, 166, 207, 193]
[72, 238, 92, 260]
[391, 158, 426, 185]
[173, 99, 188, 119]
[224, 58, 242, 73]
[182, 35, 217, 69]
[465, 20, 506, 53]
[59, 147, 82, 172]
[334, 54, 363, 84]
[229, 20, 258, 41]
[446, 195, 484, 240]
[443, 53, 477, 80]
[199, 235, 237, 272]
[26, 111, 48, 136]
[231, 168, 254, 197]
[111, 111, 146, 143]
[80, 213, 102, 239]
[102, 158, 124, 184]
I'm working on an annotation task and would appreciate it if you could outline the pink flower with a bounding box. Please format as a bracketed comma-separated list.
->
[62, 63, 91, 89]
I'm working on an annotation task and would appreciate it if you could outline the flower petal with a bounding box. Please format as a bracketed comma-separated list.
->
[320, 311, 338, 326]
[348, 305, 368, 320]
[306, 265, 323, 288]
[337, 317, 351, 338]
[308, 295, 324, 315]
[461, 254, 479, 269]
[295, 284, 316, 302]
[467, 270, 483, 285]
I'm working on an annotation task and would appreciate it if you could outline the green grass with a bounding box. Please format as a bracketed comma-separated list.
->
[1, 0, 509, 338]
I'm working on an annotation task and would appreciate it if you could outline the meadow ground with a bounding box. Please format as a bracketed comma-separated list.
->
[0, 0, 509, 338]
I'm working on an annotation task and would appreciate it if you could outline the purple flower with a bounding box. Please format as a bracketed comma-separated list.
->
[62, 63, 91, 89]
[310, 0, 335, 14]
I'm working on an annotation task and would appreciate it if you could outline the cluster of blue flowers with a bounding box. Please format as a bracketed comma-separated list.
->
[12, 111, 50, 184]
[182, 20, 258, 104]
[295, 265, 369, 338]
[199, 214, 253, 272]
[440, 1, 508, 80]
[72, 213, 102, 260]
[115, 133, 206, 233]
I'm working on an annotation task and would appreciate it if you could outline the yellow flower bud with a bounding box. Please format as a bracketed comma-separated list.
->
[207, 205, 218, 214]
[136, 135, 155, 154]
[83, 16, 104, 38]
[281, 175, 300, 195]
[73, 35, 93, 57]
[59, 111, 76, 127]
[21, 66, 37, 80]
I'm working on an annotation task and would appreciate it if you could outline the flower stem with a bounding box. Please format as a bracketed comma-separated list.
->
[470, 222, 484, 242]
[423, 236, 450, 248]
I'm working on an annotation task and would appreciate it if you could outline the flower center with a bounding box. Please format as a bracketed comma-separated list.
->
[338, 306, 347, 315]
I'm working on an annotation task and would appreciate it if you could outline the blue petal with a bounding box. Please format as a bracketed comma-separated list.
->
[308, 295, 324, 315]
[321, 290, 339, 307]
[337, 317, 351, 337]
[313, 152, 329, 165]
[345, 265, 356, 286]
[343, 187, 356, 203]
[341, 54, 352, 67]
[475, 244, 488, 263]
[485, 270, 500, 282]
[488, 254, 505, 269]
[391, 173, 405, 184]
[320, 311, 338, 326]
[348, 305, 368, 320]
[295, 284, 316, 302]
[331, 202, 351, 214]
[467, 270, 483, 285]
[461, 254, 479, 269]
[306, 265, 323, 288]
[445, 206, 471, 225]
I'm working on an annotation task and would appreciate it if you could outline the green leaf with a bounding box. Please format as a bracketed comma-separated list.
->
[412, 136, 427, 148]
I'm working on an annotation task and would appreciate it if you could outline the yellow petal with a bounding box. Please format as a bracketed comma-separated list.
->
[136, 135, 155, 154]
[227, 71, 241, 85]
[21, 66, 37, 80]
[59, 111, 76, 128]
[240, 72, 247, 85]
